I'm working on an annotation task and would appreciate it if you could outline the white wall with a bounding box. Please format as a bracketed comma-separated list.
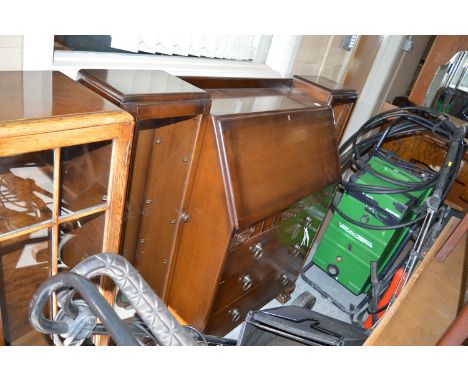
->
[0, 35, 23, 70]
[340, 36, 408, 143]
[291, 36, 352, 82]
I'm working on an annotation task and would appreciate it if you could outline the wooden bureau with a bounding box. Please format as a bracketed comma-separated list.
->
[78, 70, 357, 335]
[77, 69, 211, 298]
[0, 71, 134, 345]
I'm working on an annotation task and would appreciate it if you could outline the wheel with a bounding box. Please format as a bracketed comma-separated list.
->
[292, 291, 316, 309]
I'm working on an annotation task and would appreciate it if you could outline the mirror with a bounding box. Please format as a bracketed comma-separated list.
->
[425, 50, 468, 121]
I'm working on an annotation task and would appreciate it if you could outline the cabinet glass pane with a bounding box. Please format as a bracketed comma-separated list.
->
[0, 229, 51, 344]
[59, 211, 105, 269]
[60, 141, 112, 215]
[0, 151, 54, 235]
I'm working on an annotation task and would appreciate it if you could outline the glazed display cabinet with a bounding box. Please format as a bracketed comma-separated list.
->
[0, 71, 134, 345]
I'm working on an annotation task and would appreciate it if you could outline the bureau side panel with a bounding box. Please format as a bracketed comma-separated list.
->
[167, 120, 234, 329]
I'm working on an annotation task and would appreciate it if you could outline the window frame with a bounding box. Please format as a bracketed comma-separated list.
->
[23, 35, 302, 79]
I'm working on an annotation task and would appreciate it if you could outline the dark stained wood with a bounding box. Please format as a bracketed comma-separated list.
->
[409, 36, 468, 105]
[292, 75, 358, 142]
[120, 121, 155, 263]
[0, 305, 3, 345]
[167, 122, 234, 329]
[218, 108, 340, 228]
[135, 116, 203, 297]
[204, 272, 291, 337]
[179, 76, 292, 90]
[78, 69, 210, 304]
[384, 132, 468, 212]
[168, 107, 340, 334]
[80, 70, 353, 335]
[77, 69, 210, 104]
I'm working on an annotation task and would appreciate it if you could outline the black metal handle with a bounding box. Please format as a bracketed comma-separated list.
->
[29, 272, 140, 346]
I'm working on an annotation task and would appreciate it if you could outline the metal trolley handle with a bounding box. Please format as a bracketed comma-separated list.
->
[29, 272, 140, 346]
[58, 253, 196, 346]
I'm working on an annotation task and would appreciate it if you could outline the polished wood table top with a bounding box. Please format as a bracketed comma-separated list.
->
[0, 71, 132, 138]
[78, 69, 210, 104]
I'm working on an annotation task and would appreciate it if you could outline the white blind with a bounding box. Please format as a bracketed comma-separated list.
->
[110, 35, 269, 61]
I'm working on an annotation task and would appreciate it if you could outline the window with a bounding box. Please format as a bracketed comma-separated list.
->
[21, 35, 301, 79]
[55, 35, 273, 62]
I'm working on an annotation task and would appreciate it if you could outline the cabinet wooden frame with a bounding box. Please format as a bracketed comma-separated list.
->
[0, 71, 134, 345]
[0, 129, 133, 345]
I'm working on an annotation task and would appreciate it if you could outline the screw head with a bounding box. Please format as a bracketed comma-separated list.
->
[155, 138, 161, 144]
[181, 212, 190, 222]
[182, 156, 189, 162]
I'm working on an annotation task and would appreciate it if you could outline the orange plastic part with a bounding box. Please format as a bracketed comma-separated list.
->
[364, 268, 407, 329]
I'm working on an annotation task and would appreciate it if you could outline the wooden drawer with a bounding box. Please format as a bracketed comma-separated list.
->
[211, 229, 300, 314]
[204, 272, 294, 336]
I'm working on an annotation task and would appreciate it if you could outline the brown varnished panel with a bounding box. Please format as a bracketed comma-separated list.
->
[135, 117, 201, 297]
[384, 133, 468, 211]
[208, 92, 320, 116]
[167, 121, 234, 329]
[121, 121, 156, 263]
[137, 100, 208, 120]
[0, 71, 127, 125]
[333, 102, 355, 142]
[77, 69, 210, 104]
[0, 305, 4, 345]
[204, 272, 289, 336]
[341, 35, 383, 93]
[211, 228, 300, 315]
[292, 76, 358, 141]
[218, 108, 340, 229]
[180, 76, 292, 90]
[292, 78, 332, 104]
[409, 36, 468, 105]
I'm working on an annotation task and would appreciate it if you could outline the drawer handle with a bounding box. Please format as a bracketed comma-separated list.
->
[301, 216, 313, 228]
[229, 307, 241, 323]
[289, 243, 305, 258]
[250, 243, 264, 260]
[279, 273, 290, 287]
[239, 274, 253, 291]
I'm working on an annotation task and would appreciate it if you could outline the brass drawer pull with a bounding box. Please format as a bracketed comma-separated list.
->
[279, 273, 290, 287]
[250, 242, 264, 260]
[289, 243, 305, 258]
[239, 274, 253, 291]
[229, 307, 241, 323]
